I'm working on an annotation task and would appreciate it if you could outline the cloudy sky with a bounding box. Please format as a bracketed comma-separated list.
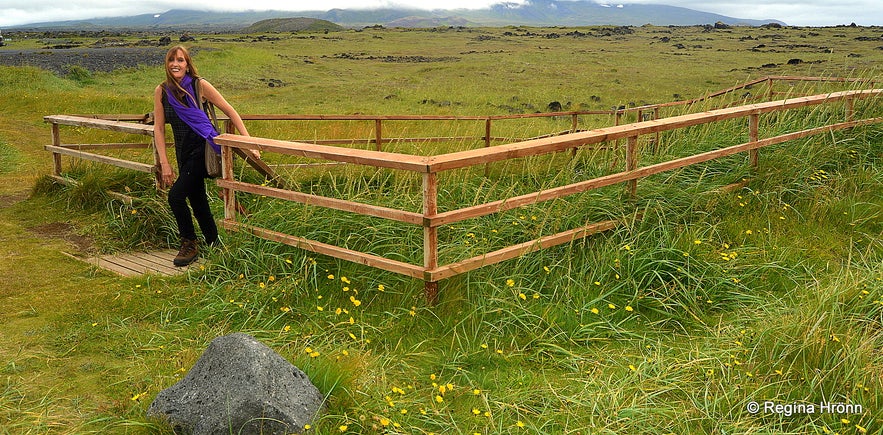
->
[1, 0, 880, 28]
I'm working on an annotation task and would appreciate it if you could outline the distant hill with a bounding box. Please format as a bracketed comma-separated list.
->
[8, 1, 785, 31]
[470, 0, 783, 26]
[244, 18, 344, 33]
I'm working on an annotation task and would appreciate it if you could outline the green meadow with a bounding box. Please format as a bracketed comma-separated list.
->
[1, 25, 881, 434]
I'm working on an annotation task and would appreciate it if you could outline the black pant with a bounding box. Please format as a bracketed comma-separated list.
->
[168, 155, 218, 244]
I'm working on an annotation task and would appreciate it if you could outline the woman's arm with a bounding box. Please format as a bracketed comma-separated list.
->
[153, 85, 174, 187]
[199, 79, 259, 158]
[199, 79, 249, 136]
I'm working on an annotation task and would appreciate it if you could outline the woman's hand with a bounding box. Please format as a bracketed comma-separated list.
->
[160, 162, 175, 187]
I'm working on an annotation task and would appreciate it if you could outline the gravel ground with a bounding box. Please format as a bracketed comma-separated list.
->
[0, 47, 167, 76]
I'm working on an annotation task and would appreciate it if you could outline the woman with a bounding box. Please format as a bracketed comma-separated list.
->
[153, 45, 250, 266]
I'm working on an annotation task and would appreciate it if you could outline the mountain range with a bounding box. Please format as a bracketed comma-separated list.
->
[9, 0, 785, 30]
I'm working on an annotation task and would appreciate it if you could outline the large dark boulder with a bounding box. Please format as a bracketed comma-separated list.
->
[147, 333, 323, 434]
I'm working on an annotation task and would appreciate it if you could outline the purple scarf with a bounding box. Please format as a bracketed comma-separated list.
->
[165, 74, 220, 153]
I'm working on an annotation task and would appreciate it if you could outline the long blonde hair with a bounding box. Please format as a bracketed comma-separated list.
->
[163, 45, 200, 105]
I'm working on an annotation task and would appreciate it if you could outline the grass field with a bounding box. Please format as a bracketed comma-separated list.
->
[0, 25, 881, 434]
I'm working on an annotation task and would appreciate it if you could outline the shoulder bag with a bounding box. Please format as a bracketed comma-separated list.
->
[194, 78, 222, 178]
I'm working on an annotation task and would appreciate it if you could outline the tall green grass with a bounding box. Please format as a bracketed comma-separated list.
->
[64, 118, 872, 434]
[2, 25, 882, 434]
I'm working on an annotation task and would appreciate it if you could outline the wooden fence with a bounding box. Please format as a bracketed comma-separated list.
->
[44, 77, 882, 303]
[213, 89, 882, 303]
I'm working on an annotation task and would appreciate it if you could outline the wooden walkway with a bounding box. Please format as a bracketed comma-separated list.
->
[84, 250, 199, 277]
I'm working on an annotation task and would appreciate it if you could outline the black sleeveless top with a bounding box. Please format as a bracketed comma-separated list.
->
[162, 87, 207, 177]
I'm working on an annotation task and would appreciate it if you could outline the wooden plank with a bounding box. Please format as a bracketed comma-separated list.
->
[219, 219, 425, 279]
[123, 251, 182, 275]
[214, 134, 431, 173]
[112, 253, 173, 275]
[241, 114, 488, 121]
[95, 254, 166, 277]
[67, 114, 151, 122]
[89, 256, 144, 277]
[82, 250, 195, 277]
[59, 143, 153, 150]
[216, 179, 424, 225]
[44, 145, 155, 173]
[427, 219, 619, 281]
[44, 115, 155, 135]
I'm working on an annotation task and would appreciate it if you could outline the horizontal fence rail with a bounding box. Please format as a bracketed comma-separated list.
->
[43, 77, 882, 303]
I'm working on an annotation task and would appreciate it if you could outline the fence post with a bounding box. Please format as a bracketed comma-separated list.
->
[845, 97, 855, 121]
[626, 135, 638, 198]
[50, 122, 62, 177]
[570, 114, 580, 157]
[150, 134, 164, 190]
[485, 118, 492, 148]
[221, 142, 237, 221]
[653, 107, 661, 152]
[749, 114, 759, 168]
[484, 118, 492, 176]
[423, 172, 439, 305]
[375, 119, 383, 151]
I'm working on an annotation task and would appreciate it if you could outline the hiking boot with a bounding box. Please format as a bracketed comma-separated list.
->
[173, 238, 198, 267]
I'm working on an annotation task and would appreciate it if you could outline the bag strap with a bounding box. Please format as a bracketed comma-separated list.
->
[193, 77, 219, 131]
